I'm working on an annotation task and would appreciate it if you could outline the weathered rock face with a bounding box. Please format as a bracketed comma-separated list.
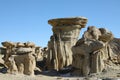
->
[1, 41, 37, 75]
[109, 38, 120, 66]
[35, 46, 43, 61]
[46, 17, 87, 71]
[0, 47, 6, 65]
[0, 17, 120, 78]
[71, 26, 118, 76]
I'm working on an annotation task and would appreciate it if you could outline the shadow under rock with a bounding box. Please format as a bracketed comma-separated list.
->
[35, 69, 60, 77]
[35, 65, 74, 77]
[0, 67, 7, 74]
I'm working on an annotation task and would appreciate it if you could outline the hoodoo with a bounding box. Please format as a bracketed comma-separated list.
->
[46, 17, 88, 70]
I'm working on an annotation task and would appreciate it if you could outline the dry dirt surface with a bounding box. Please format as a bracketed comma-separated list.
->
[0, 73, 120, 80]
[0, 73, 86, 80]
[0, 73, 56, 80]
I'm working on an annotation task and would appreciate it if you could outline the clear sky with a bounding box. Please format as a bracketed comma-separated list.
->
[0, 0, 120, 47]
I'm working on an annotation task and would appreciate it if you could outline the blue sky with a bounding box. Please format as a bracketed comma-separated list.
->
[0, 0, 120, 47]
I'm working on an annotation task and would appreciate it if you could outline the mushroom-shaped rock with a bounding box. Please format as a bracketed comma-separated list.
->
[48, 17, 87, 28]
[46, 17, 88, 71]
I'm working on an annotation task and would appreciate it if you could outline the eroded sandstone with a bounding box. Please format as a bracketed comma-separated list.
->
[46, 17, 88, 71]
[0, 17, 120, 78]
[1, 41, 38, 75]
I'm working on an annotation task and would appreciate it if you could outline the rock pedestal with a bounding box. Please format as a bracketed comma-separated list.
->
[1, 41, 36, 75]
[46, 17, 87, 70]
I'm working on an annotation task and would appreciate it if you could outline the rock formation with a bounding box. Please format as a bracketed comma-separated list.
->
[0, 47, 6, 65]
[108, 38, 120, 67]
[46, 17, 87, 71]
[35, 47, 48, 71]
[71, 26, 120, 76]
[1, 41, 37, 75]
[0, 17, 120, 78]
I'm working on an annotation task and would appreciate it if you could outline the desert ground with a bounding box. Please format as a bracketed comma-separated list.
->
[0, 66, 120, 80]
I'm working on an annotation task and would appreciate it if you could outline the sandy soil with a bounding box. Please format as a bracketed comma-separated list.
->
[0, 73, 58, 80]
[0, 73, 86, 80]
[0, 72, 120, 80]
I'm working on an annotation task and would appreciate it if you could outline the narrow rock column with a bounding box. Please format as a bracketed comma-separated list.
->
[46, 17, 87, 70]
